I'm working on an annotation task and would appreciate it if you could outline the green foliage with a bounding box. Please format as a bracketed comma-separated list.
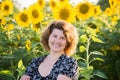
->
[97, 0, 109, 11]
[16, 59, 26, 80]
[0, 70, 15, 80]
[76, 25, 108, 80]
[0, 25, 47, 80]
[0, 0, 120, 80]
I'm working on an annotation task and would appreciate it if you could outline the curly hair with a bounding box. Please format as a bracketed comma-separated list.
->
[41, 20, 78, 56]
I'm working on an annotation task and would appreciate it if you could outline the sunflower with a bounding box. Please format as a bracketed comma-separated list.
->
[105, 7, 113, 16]
[0, 4, 2, 12]
[109, 0, 119, 15]
[28, 4, 44, 24]
[115, 0, 120, 4]
[57, 0, 69, 3]
[15, 10, 31, 27]
[87, 23, 99, 33]
[92, 5, 101, 17]
[111, 6, 118, 15]
[53, 3, 76, 22]
[17, 34, 21, 40]
[109, 0, 117, 8]
[0, 16, 6, 26]
[49, 0, 58, 10]
[76, 2, 94, 20]
[4, 23, 14, 31]
[118, 6, 120, 15]
[111, 16, 118, 25]
[31, 22, 40, 32]
[36, 0, 45, 9]
[1, 0, 13, 16]
[0, 4, 4, 16]
[25, 39, 31, 51]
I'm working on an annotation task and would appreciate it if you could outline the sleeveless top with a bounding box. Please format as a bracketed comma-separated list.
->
[24, 54, 78, 80]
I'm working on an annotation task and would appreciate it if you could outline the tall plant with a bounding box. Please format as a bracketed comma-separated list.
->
[76, 26, 108, 80]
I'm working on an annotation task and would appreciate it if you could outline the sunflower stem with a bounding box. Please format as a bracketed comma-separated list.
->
[86, 37, 91, 68]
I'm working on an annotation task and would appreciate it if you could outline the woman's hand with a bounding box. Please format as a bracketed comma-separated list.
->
[20, 75, 30, 80]
[57, 74, 72, 80]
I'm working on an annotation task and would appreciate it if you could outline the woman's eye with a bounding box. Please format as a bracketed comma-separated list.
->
[53, 35, 57, 37]
[61, 37, 65, 40]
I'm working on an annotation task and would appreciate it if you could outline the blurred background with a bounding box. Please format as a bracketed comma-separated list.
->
[0, 0, 120, 80]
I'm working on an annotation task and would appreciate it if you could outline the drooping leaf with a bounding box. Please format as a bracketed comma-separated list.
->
[0, 70, 12, 75]
[94, 70, 108, 79]
[94, 58, 104, 62]
[90, 51, 103, 56]
[91, 36, 104, 43]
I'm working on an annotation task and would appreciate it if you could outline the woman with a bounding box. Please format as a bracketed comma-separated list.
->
[20, 20, 79, 80]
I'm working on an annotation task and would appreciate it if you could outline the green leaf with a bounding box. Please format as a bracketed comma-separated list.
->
[81, 67, 93, 78]
[18, 59, 25, 70]
[79, 46, 86, 53]
[72, 54, 81, 60]
[91, 36, 104, 43]
[81, 79, 87, 80]
[1, 56, 15, 59]
[0, 70, 12, 75]
[90, 51, 103, 56]
[79, 35, 88, 43]
[0, 74, 14, 80]
[94, 70, 108, 79]
[94, 58, 104, 62]
[78, 61, 87, 67]
[88, 66, 94, 70]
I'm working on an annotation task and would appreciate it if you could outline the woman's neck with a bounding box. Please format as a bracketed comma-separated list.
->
[48, 51, 64, 61]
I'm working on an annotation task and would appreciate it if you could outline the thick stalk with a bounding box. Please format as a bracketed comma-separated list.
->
[86, 38, 91, 68]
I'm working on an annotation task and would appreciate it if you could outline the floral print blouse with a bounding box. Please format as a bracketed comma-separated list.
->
[24, 54, 78, 80]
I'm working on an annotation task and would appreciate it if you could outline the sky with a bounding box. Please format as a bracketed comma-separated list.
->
[15, 0, 99, 10]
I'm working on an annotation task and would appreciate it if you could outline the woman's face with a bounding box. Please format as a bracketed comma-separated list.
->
[48, 28, 67, 53]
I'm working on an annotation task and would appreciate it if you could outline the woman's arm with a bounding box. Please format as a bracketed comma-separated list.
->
[57, 74, 72, 80]
[20, 75, 30, 80]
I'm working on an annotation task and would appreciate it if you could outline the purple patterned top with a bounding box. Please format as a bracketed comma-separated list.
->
[25, 54, 78, 80]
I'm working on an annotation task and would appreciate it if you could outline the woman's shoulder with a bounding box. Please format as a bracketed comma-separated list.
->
[30, 55, 47, 65]
[60, 54, 78, 69]
[61, 54, 77, 63]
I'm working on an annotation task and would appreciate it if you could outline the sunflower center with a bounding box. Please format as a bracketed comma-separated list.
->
[52, 1, 56, 7]
[79, 3, 89, 14]
[60, 0, 64, 2]
[39, 0, 43, 5]
[59, 9, 69, 20]
[88, 23, 97, 29]
[4, 5, 9, 10]
[0, 6, 1, 10]
[0, 19, 2, 23]
[111, 1, 114, 6]
[32, 9, 39, 18]
[34, 22, 40, 28]
[107, 10, 110, 13]
[94, 8, 97, 14]
[20, 13, 28, 22]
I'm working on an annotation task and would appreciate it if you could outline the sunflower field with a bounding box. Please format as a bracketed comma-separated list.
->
[0, 0, 120, 80]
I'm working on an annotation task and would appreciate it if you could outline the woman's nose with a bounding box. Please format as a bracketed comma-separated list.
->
[55, 37, 61, 42]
